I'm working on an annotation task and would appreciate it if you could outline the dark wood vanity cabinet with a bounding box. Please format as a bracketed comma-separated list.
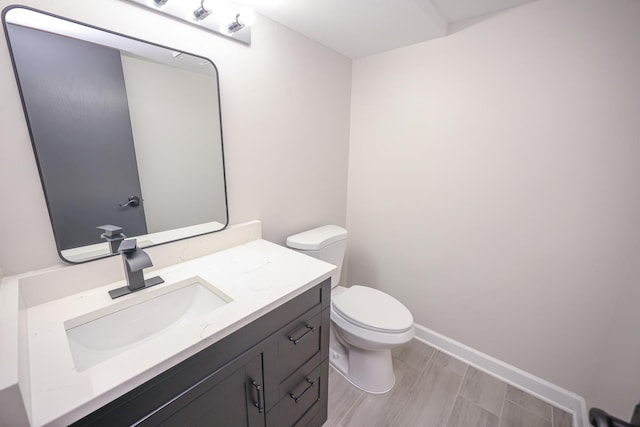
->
[139, 353, 266, 427]
[71, 278, 331, 427]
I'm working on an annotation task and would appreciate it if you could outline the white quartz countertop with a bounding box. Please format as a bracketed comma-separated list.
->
[0, 237, 334, 426]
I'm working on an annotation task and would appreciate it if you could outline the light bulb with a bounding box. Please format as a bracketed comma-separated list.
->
[193, 0, 211, 20]
[237, 7, 256, 27]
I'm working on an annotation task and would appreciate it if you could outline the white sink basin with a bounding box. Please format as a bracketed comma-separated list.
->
[65, 277, 231, 371]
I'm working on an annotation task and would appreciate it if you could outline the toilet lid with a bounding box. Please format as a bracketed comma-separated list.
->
[332, 286, 413, 333]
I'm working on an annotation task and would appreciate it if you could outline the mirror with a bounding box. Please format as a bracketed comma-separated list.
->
[2, 6, 228, 263]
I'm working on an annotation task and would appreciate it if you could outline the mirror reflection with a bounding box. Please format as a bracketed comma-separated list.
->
[3, 6, 228, 263]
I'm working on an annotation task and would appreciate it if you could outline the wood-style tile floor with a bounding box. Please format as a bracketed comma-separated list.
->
[323, 339, 573, 427]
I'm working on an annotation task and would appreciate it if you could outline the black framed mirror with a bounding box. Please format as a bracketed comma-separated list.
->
[2, 5, 228, 263]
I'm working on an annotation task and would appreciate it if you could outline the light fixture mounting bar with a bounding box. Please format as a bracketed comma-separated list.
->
[124, 0, 252, 45]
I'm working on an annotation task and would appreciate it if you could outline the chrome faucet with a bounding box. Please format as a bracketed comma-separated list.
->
[108, 239, 164, 299]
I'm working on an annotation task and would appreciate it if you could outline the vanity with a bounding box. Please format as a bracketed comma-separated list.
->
[0, 221, 335, 426]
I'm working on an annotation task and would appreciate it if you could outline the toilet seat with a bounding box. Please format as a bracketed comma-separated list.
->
[332, 285, 413, 334]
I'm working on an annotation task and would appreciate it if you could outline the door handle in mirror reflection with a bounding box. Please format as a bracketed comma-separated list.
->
[119, 196, 141, 208]
[287, 323, 316, 345]
[250, 379, 264, 413]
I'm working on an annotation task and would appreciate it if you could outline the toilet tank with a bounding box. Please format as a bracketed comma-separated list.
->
[286, 225, 347, 288]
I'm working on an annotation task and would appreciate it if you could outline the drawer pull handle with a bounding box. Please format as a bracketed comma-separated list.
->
[250, 379, 264, 413]
[287, 324, 315, 345]
[289, 378, 315, 403]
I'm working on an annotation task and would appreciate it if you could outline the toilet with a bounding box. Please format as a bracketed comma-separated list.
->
[286, 225, 414, 394]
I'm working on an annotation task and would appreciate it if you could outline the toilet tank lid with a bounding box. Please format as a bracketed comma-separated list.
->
[286, 225, 347, 250]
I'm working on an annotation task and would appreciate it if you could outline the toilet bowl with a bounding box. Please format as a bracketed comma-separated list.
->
[286, 225, 415, 393]
[329, 285, 414, 393]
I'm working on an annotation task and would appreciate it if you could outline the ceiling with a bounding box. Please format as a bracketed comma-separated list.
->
[234, 0, 537, 58]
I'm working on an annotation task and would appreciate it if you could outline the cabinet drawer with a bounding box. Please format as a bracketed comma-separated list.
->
[278, 364, 322, 427]
[277, 311, 322, 380]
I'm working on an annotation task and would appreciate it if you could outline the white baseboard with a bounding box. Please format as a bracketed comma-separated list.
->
[413, 323, 589, 427]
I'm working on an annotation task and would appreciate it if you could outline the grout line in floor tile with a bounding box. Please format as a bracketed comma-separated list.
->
[498, 379, 508, 427]
[422, 346, 436, 375]
[336, 392, 366, 427]
[406, 356, 432, 395]
[503, 397, 553, 426]
[442, 362, 469, 427]
[328, 365, 371, 427]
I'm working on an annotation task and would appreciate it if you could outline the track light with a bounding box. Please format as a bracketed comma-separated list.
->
[193, 0, 211, 20]
[124, 0, 253, 45]
[225, 7, 255, 34]
[225, 15, 242, 33]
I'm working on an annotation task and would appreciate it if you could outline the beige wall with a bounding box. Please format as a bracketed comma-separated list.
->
[346, 0, 640, 418]
[0, 0, 351, 276]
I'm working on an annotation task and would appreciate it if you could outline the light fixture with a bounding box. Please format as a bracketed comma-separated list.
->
[124, 0, 253, 45]
[193, 0, 212, 20]
[225, 7, 256, 34]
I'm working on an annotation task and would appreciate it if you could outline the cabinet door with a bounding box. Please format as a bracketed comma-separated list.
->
[138, 354, 265, 427]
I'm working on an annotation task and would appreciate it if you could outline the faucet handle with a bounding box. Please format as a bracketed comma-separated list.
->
[97, 224, 124, 237]
[118, 239, 138, 254]
[98, 225, 127, 255]
[118, 239, 153, 272]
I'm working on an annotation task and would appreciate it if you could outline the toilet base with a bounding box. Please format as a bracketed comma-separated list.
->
[329, 331, 396, 394]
